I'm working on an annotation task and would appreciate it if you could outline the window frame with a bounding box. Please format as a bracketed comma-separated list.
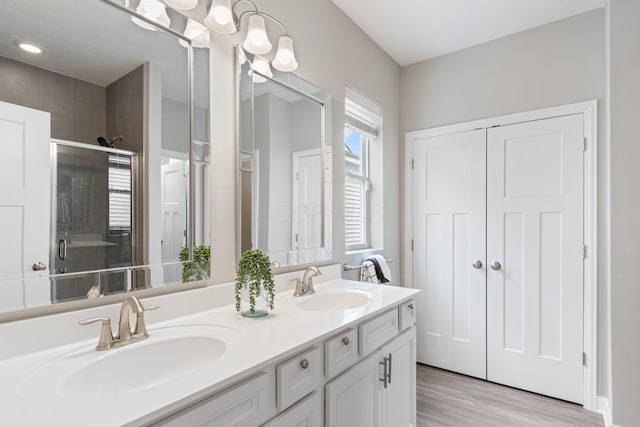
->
[344, 127, 372, 251]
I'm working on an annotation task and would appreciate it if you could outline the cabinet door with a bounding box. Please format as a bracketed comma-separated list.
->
[157, 370, 275, 427]
[380, 328, 416, 427]
[263, 391, 322, 427]
[325, 351, 382, 427]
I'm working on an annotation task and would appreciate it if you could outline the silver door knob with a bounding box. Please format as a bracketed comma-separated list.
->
[472, 260, 483, 269]
[32, 262, 46, 271]
[490, 261, 502, 271]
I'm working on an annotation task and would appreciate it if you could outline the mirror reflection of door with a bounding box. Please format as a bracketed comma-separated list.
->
[0, 101, 50, 309]
[161, 156, 188, 284]
[291, 149, 323, 265]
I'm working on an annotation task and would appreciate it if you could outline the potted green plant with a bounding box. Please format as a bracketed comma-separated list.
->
[179, 245, 211, 283]
[235, 249, 275, 318]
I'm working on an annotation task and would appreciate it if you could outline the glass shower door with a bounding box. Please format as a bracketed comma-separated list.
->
[51, 143, 134, 302]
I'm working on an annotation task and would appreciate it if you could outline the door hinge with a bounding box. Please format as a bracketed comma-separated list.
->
[411, 158, 414, 170]
[583, 137, 588, 152]
[583, 352, 587, 366]
[411, 239, 414, 251]
[583, 245, 588, 259]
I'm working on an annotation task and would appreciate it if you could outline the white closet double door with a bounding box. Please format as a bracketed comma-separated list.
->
[411, 114, 584, 403]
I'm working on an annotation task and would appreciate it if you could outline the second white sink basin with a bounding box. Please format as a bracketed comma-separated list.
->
[295, 288, 375, 311]
[19, 324, 241, 401]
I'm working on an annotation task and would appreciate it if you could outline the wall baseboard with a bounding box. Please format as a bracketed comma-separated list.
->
[597, 396, 613, 427]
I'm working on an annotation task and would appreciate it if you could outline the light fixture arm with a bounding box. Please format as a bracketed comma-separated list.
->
[232, 0, 288, 36]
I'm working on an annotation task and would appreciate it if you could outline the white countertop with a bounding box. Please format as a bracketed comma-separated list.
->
[0, 269, 418, 426]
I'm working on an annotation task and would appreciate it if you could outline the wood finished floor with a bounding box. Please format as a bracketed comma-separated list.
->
[416, 364, 604, 427]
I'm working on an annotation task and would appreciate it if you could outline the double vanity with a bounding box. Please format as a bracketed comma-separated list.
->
[0, 265, 418, 426]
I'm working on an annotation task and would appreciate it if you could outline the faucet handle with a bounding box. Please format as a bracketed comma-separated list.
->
[79, 317, 114, 351]
[133, 305, 159, 337]
[290, 278, 303, 297]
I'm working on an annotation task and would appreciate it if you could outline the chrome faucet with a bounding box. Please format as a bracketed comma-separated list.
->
[79, 296, 158, 351]
[292, 266, 322, 297]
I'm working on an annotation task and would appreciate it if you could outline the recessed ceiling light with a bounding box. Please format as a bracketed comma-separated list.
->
[14, 41, 42, 54]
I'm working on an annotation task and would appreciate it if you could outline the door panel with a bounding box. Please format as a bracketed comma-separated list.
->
[161, 160, 186, 283]
[486, 114, 584, 403]
[0, 101, 50, 282]
[411, 129, 487, 379]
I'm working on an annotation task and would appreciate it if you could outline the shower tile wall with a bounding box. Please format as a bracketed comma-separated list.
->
[0, 56, 106, 144]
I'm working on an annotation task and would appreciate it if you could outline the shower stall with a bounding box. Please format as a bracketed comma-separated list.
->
[50, 140, 137, 302]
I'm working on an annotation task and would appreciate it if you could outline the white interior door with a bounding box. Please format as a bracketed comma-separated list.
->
[292, 149, 322, 264]
[0, 101, 50, 286]
[161, 160, 186, 283]
[411, 129, 487, 379]
[486, 114, 584, 403]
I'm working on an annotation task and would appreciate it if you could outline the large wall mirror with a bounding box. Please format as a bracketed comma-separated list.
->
[0, 0, 211, 315]
[237, 49, 332, 268]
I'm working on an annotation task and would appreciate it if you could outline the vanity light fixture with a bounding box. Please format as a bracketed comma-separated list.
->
[249, 55, 273, 83]
[131, 0, 171, 31]
[163, 0, 198, 10]
[179, 19, 210, 48]
[14, 41, 42, 54]
[204, 0, 298, 72]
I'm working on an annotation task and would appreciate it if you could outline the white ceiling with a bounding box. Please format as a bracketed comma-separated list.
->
[331, 0, 606, 66]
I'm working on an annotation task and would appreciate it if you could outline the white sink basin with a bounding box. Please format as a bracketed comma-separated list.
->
[294, 288, 375, 311]
[19, 324, 241, 401]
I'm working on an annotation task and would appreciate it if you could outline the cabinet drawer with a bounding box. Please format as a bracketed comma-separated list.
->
[158, 370, 275, 427]
[359, 309, 398, 356]
[325, 328, 359, 379]
[263, 391, 323, 427]
[399, 300, 416, 332]
[276, 346, 323, 410]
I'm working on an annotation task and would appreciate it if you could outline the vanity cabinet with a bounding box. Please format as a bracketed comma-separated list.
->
[151, 299, 417, 427]
[154, 369, 276, 427]
[264, 391, 323, 427]
[325, 328, 416, 427]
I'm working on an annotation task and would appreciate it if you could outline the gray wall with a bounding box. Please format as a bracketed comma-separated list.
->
[0, 56, 106, 144]
[210, 0, 401, 283]
[608, 0, 640, 425]
[400, 9, 609, 397]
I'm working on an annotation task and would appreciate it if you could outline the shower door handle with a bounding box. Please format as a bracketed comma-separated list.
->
[58, 239, 67, 260]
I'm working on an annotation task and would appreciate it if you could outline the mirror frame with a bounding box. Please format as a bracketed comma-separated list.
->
[235, 48, 332, 270]
[0, 0, 211, 322]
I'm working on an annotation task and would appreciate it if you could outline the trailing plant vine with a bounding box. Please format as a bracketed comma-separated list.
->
[235, 249, 275, 314]
[179, 245, 211, 283]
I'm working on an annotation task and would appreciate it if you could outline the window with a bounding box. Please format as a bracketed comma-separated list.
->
[344, 87, 381, 251]
[345, 129, 370, 249]
[108, 154, 132, 233]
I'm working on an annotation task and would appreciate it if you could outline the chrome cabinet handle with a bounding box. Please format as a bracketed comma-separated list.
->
[32, 261, 46, 271]
[342, 337, 350, 346]
[472, 260, 483, 269]
[300, 359, 309, 369]
[58, 239, 67, 260]
[490, 261, 502, 271]
[387, 353, 392, 384]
